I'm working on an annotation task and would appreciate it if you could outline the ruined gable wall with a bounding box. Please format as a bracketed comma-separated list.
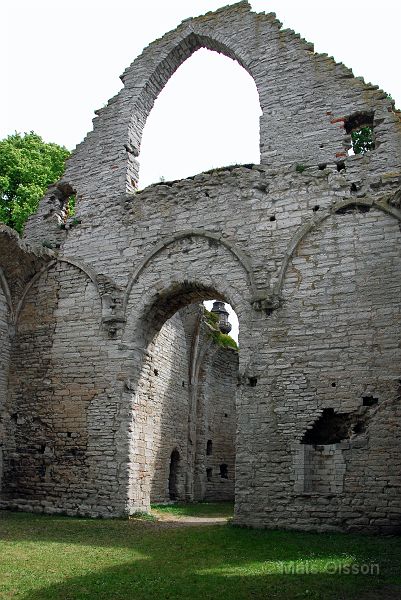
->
[23, 2, 400, 246]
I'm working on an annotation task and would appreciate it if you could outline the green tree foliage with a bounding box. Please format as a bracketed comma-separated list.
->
[351, 126, 374, 155]
[0, 132, 70, 233]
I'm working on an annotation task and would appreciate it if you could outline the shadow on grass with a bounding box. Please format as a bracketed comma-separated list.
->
[21, 567, 401, 600]
[1, 511, 401, 600]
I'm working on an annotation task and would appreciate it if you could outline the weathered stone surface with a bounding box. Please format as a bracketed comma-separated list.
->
[1, 2, 401, 532]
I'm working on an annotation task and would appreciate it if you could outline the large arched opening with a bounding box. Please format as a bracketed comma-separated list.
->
[122, 279, 244, 511]
[138, 47, 261, 188]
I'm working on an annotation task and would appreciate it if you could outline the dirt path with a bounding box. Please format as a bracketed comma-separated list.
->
[151, 511, 229, 527]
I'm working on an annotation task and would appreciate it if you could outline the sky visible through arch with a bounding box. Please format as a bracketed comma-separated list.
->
[2, 0, 400, 342]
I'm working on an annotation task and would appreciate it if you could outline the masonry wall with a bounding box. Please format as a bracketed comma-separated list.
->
[1, 263, 112, 515]
[3, 163, 401, 529]
[0, 284, 10, 490]
[202, 347, 237, 501]
[146, 312, 190, 503]
[0, 284, 10, 408]
[1, 2, 400, 532]
[235, 206, 401, 533]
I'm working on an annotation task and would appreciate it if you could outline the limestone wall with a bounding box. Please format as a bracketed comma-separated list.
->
[1, 3, 401, 532]
[3, 161, 401, 530]
[1, 262, 111, 516]
[235, 205, 401, 533]
[198, 348, 238, 500]
[0, 281, 10, 490]
[0, 281, 10, 406]
[146, 312, 190, 503]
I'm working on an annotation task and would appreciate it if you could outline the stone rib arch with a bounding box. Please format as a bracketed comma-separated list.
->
[123, 230, 257, 315]
[121, 234, 252, 388]
[124, 278, 246, 354]
[274, 197, 401, 298]
[14, 257, 102, 329]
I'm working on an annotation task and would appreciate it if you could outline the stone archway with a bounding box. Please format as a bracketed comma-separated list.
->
[121, 275, 245, 513]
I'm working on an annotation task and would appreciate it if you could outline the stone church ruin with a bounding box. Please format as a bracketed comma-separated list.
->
[1, 2, 401, 533]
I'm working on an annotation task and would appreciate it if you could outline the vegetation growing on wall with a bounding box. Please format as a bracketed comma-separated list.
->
[351, 126, 374, 154]
[0, 132, 70, 233]
[204, 309, 238, 350]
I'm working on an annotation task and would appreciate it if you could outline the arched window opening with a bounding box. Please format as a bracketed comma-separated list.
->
[138, 48, 261, 189]
[206, 440, 213, 456]
[168, 449, 180, 501]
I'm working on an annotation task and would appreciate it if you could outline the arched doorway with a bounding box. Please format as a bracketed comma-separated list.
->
[121, 232, 252, 514]
[168, 449, 180, 501]
[123, 281, 243, 511]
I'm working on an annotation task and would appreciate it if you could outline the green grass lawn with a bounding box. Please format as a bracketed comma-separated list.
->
[1, 508, 401, 600]
[151, 501, 233, 518]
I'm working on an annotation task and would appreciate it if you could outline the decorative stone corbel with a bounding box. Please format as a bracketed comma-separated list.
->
[101, 293, 126, 338]
[250, 290, 282, 314]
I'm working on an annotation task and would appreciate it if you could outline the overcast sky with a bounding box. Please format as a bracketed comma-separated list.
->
[2, 0, 400, 340]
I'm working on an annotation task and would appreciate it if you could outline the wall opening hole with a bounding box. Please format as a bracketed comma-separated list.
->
[153, 369, 159, 376]
[331, 382, 336, 387]
[269, 215, 276, 222]
[248, 377, 257, 387]
[344, 112, 375, 155]
[137, 292, 238, 505]
[336, 203, 371, 215]
[301, 408, 354, 445]
[318, 163, 327, 170]
[336, 161, 346, 172]
[67, 432, 72, 438]
[312, 205, 320, 212]
[362, 395, 378, 407]
[353, 422, 366, 434]
[206, 468, 212, 482]
[220, 464, 228, 479]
